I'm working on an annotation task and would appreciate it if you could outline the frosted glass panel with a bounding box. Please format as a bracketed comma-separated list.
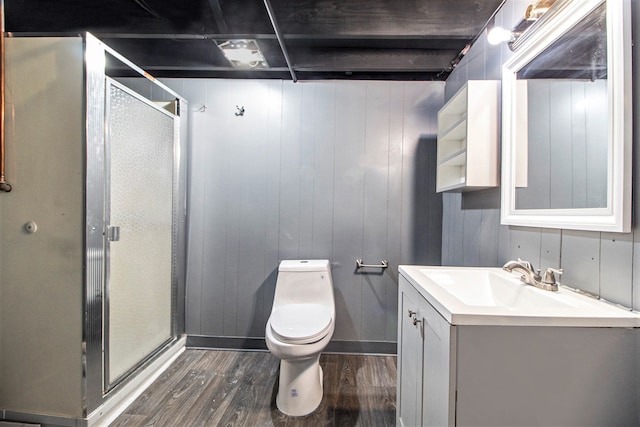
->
[106, 81, 174, 385]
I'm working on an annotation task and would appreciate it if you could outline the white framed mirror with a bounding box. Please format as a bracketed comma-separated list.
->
[500, 0, 632, 232]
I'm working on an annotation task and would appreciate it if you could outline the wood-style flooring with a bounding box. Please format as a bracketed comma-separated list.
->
[111, 349, 397, 426]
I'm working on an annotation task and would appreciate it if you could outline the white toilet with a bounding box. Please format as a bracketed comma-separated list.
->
[265, 259, 335, 416]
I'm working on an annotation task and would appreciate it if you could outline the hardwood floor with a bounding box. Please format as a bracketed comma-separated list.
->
[111, 349, 397, 426]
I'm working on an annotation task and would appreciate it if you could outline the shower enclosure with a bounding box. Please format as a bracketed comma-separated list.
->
[0, 34, 186, 426]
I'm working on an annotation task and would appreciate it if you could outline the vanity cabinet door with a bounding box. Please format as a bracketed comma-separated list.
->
[421, 296, 455, 426]
[397, 285, 424, 427]
[397, 275, 456, 427]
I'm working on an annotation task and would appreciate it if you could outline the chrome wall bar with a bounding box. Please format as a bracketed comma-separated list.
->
[84, 33, 107, 415]
[356, 259, 389, 269]
[263, 0, 298, 82]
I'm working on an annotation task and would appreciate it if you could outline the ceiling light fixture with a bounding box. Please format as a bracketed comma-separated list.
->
[217, 39, 268, 69]
[524, 0, 557, 21]
[487, 26, 516, 46]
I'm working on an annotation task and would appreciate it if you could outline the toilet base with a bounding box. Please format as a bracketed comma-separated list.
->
[276, 355, 324, 416]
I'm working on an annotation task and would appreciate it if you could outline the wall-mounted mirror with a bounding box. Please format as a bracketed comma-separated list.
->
[501, 0, 632, 232]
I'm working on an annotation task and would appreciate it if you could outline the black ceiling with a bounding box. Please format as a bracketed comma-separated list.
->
[4, 0, 506, 81]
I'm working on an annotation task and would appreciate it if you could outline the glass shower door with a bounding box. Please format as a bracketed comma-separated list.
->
[104, 79, 176, 388]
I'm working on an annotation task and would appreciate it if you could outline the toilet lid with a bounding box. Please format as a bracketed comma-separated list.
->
[270, 303, 333, 344]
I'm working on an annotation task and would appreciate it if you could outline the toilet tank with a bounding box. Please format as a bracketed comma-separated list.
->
[273, 260, 334, 312]
[279, 259, 330, 273]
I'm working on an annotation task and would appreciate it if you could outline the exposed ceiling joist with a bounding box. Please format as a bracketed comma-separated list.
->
[4, 0, 507, 81]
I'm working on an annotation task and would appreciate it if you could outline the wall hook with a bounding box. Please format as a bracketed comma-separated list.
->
[235, 105, 245, 116]
[198, 105, 208, 112]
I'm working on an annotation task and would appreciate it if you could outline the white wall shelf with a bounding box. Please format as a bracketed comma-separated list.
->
[436, 80, 499, 192]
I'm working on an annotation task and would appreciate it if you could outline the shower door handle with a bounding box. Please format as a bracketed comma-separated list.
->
[106, 226, 121, 242]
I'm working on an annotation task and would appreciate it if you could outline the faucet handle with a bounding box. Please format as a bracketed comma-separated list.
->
[542, 267, 563, 285]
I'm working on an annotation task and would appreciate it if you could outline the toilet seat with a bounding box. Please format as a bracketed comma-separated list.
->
[270, 303, 332, 344]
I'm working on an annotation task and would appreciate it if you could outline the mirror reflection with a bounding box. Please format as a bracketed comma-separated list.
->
[514, 3, 607, 210]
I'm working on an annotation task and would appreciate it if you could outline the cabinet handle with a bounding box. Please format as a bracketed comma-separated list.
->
[408, 309, 422, 326]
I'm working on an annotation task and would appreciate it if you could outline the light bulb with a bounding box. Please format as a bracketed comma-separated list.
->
[487, 27, 514, 45]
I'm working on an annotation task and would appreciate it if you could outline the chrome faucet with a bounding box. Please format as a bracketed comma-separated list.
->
[503, 258, 562, 291]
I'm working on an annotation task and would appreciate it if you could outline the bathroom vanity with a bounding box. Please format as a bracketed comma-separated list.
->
[397, 266, 640, 427]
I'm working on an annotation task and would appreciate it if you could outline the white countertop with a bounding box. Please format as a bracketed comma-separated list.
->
[399, 265, 640, 327]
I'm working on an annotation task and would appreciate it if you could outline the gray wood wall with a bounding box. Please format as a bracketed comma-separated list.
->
[161, 79, 444, 347]
[442, 0, 640, 311]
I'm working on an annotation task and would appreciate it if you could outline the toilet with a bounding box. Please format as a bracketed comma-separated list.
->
[265, 259, 335, 416]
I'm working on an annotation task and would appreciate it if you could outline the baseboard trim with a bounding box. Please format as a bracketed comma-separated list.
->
[186, 335, 397, 355]
[187, 335, 268, 351]
[326, 340, 397, 355]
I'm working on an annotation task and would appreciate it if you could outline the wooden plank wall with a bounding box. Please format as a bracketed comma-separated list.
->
[161, 79, 444, 346]
[442, 0, 640, 311]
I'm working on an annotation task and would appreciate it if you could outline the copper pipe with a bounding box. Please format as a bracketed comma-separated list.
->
[0, 0, 10, 192]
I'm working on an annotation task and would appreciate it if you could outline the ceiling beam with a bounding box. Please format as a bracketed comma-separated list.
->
[110, 66, 448, 81]
[290, 49, 458, 72]
[140, 65, 291, 72]
[283, 35, 468, 50]
[91, 32, 467, 46]
[263, 0, 297, 82]
[92, 33, 279, 40]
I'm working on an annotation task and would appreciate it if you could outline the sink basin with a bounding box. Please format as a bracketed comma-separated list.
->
[399, 265, 640, 327]
[420, 269, 573, 309]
